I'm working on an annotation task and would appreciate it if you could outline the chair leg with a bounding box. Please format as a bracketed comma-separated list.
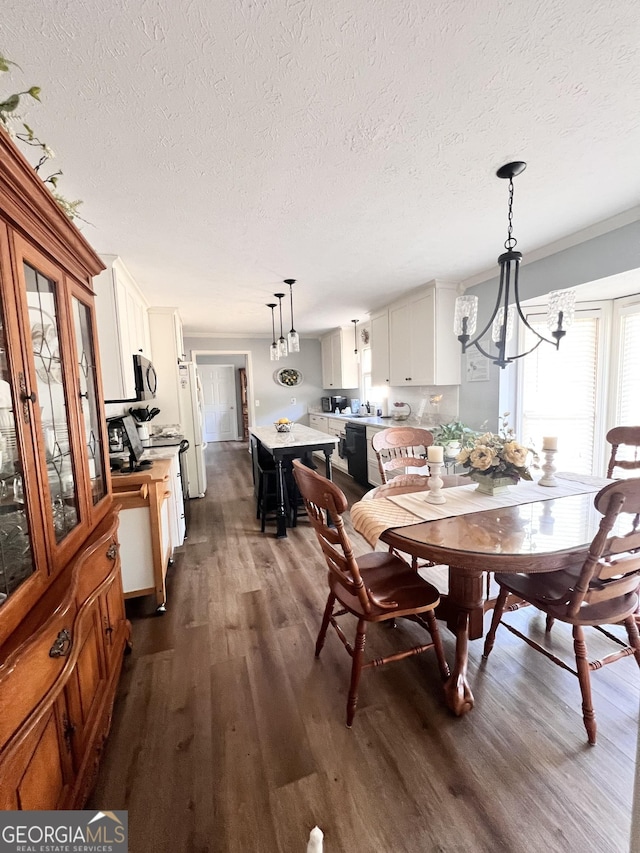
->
[346, 619, 367, 727]
[623, 615, 640, 668]
[546, 614, 555, 632]
[315, 592, 335, 657]
[483, 586, 508, 659]
[573, 624, 597, 745]
[424, 609, 450, 681]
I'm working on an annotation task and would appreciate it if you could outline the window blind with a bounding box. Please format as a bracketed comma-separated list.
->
[520, 315, 599, 475]
[617, 310, 640, 426]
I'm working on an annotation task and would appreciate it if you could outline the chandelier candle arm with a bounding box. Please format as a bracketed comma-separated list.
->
[454, 161, 575, 368]
[284, 279, 300, 353]
[275, 292, 288, 358]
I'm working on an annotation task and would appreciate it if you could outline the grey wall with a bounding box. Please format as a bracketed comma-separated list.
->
[184, 335, 323, 428]
[458, 219, 640, 430]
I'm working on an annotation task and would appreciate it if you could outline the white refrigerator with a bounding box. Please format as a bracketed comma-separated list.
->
[178, 362, 207, 498]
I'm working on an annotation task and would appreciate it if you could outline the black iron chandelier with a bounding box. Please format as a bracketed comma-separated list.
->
[454, 161, 576, 369]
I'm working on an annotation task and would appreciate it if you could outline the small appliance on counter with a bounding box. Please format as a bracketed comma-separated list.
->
[321, 395, 348, 413]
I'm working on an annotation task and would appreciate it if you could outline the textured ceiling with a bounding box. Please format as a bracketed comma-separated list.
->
[4, 0, 640, 337]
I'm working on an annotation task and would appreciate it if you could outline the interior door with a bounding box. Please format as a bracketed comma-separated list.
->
[199, 365, 238, 442]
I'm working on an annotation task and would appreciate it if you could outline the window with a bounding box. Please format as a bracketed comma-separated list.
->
[613, 298, 640, 426]
[516, 305, 608, 475]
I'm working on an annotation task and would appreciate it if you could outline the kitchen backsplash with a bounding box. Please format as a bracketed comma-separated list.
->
[310, 385, 460, 426]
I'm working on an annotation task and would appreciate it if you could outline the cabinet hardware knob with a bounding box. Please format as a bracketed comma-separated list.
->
[49, 628, 72, 658]
[106, 543, 118, 560]
[79, 391, 88, 399]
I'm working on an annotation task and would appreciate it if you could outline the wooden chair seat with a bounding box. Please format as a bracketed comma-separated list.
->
[292, 459, 450, 727]
[484, 478, 640, 745]
[495, 568, 640, 625]
[328, 550, 441, 622]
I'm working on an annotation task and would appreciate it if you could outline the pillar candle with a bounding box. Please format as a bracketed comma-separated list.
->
[427, 445, 444, 463]
[542, 436, 558, 451]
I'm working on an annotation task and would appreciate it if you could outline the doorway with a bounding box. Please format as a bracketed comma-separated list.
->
[199, 364, 238, 442]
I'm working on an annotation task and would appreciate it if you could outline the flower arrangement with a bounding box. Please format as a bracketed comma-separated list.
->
[456, 413, 535, 484]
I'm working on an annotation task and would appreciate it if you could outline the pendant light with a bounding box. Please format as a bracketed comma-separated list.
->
[352, 319, 360, 364]
[274, 292, 288, 357]
[284, 279, 300, 353]
[267, 303, 279, 361]
[454, 161, 575, 368]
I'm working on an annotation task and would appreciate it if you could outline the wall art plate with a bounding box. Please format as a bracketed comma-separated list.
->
[275, 368, 303, 387]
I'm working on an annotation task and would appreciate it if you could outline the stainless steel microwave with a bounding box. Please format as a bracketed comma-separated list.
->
[133, 354, 158, 401]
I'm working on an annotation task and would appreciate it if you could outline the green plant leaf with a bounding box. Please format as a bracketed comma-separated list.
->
[28, 86, 41, 101]
[0, 94, 20, 113]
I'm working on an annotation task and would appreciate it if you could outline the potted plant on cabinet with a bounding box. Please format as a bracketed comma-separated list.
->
[432, 420, 475, 459]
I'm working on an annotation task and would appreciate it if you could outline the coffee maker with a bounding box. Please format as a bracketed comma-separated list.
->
[321, 395, 348, 413]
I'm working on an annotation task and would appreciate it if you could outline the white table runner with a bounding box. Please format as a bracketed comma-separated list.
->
[351, 473, 610, 547]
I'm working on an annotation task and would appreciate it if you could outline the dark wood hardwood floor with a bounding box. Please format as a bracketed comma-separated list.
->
[90, 441, 639, 853]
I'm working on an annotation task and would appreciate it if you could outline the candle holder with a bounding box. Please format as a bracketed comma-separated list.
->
[539, 449, 558, 487]
[425, 462, 446, 504]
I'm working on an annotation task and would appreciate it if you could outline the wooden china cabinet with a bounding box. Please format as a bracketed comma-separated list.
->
[0, 128, 128, 808]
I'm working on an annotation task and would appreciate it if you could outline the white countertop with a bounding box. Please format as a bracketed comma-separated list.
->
[250, 424, 339, 451]
[311, 413, 437, 429]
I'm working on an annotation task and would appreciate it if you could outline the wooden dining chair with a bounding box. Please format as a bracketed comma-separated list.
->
[371, 427, 463, 572]
[483, 478, 640, 745]
[606, 425, 640, 478]
[372, 426, 435, 488]
[292, 459, 450, 727]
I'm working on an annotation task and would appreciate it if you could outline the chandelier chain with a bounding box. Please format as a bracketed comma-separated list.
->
[505, 176, 517, 251]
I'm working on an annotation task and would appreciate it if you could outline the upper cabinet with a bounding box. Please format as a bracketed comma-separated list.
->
[148, 307, 184, 425]
[386, 281, 460, 386]
[370, 309, 390, 386]
[93, 255, 150, 401]
[321, 327, 358, 389]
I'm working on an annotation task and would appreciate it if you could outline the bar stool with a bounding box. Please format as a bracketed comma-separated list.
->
[251, 435, 287, 532]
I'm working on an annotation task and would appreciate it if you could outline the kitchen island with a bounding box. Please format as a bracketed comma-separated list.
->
[249, 424, 338, 538]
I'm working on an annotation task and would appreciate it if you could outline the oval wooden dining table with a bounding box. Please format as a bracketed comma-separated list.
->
[351, 475, 612, 716]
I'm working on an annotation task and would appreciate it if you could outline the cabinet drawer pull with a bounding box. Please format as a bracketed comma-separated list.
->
[49, 628, 72, 658]
[106, 543, 118, 560]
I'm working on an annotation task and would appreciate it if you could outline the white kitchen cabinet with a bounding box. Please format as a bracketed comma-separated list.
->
[148, 307, 185, 425]
[94, 254, 151, 401]
[370, 309, 390, 386]
[309, 414, 329, 432]
[321, 328, 358, 390]
[388, 281, 460, 386]
[143, 447, 186, 550]
[110, 458, 174, 611]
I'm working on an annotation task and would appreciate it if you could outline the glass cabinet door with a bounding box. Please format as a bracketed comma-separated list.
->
[24, 262, 80, 543]
[72, 296, 106, 505]
[0, 305, 35, 606]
